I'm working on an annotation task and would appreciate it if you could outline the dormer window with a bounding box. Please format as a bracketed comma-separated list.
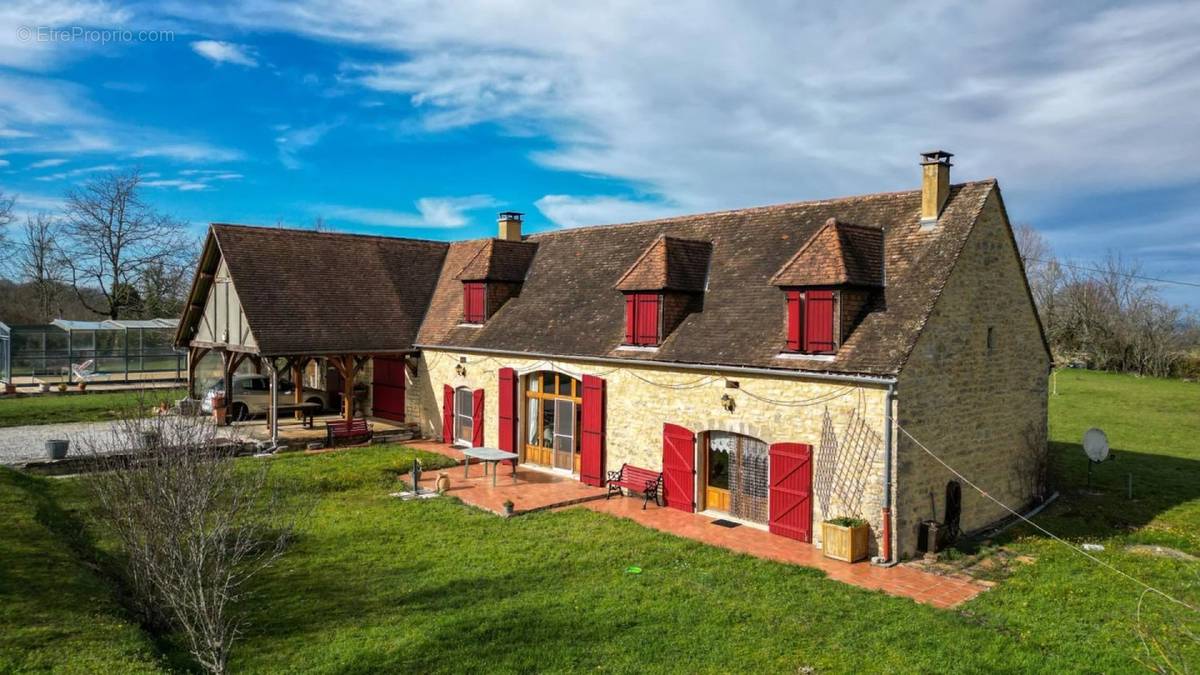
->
[614, 235, 712, 350]
[463, 282, 486, 324]
[623, 292, 662, 346]
[785, 289, 837, 354]
[770, 218, 885, 358]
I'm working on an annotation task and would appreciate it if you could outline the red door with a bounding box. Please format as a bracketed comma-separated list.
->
[580, 375, 606, 487]
[662, 423, 696, 511]
[371, 357, 406, 422]
[769, 442, 814, 542]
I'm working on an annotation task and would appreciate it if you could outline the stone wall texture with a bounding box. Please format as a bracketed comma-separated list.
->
[413, 350, 891, 553]
[894, 191, 1050, 557]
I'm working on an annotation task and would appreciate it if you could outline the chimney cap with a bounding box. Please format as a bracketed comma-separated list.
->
[497, 211, 524, 222]
[920, 150, 954, 166]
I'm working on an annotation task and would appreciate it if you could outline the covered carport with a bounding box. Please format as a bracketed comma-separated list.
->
[174, 223, 449, 444]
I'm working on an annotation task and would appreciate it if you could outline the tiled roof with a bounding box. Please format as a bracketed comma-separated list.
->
[454, 238, 539, 282]
[771, 218, 884, 287]
[614, 235, 713, 292]
[203, 225, 448, 355]
[181, 181, 1001, 376]
[417, 180, 999, 376]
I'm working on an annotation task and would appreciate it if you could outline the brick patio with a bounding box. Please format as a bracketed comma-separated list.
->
[402, 440, 985, 608]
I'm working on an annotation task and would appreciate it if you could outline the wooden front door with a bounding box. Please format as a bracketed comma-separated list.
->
[371, 357, 406, 422]
[523, 371, 581, 472]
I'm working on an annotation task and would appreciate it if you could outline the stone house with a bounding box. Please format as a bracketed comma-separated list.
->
[175, 151, 1049, 560]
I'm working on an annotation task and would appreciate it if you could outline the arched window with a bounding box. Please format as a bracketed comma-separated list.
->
[524, 371, 582, 472]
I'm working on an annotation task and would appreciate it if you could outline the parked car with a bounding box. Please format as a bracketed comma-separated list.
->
[200, 374, 329, 421]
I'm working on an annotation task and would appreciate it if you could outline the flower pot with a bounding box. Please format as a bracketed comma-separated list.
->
[503, 502, 515, 516]
[77, 382, 87, 392]
[821, 520, 871, 563]
[435, 472, 451, 494]
[45, 439, 70, 460]
[3, 382, 15, 395]
[39, 382, 50, 393]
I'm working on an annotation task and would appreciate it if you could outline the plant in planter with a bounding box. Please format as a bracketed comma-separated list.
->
[502, 499, 515, 516]
[77, 381, 88, 392]
[821, 516, 871, 563]
[56, 382, 68, 393]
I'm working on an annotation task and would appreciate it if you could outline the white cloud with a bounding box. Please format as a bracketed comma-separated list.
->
[0, 0, 130, 71]
[275, 122, 338, 169]
[317, 194, 498, 229]
[131, 142, 243, 162]
[535, 194, 682, 229]
[35, 163, 117, 181]
[191, 40, 259, 67]
[173, 1, 1200, 212]
[0, 159, 9, 168]
[143, 178, 210, 191]
[29, 158, 67, 169]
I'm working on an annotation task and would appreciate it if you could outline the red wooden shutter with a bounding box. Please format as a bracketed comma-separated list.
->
[580, 374, 606, 487]
[624, 294, 636, 344]
[768, 442, 813, 542]
[498, 368, 517, 464]
[471, 388, 485, 447]
[803, 290, 836, 353]
[786, 290, 802, 351]
[635, 293, 661, 346]
[442, 384, 454, 444]
[464, 282, 486, 323]
[662, 423, 696, 511]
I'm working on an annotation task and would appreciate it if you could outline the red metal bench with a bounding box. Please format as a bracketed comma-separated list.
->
[606, 463, 662, 509]
[324, 418, 373, 447]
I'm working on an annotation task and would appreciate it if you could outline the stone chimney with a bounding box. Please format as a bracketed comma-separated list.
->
[920, 150, 953, 225]
[497, 211, 523, 241]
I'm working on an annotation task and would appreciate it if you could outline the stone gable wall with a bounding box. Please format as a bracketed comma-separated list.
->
[894, 192, 1050, 557]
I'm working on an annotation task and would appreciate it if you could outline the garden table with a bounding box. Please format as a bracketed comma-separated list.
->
[461, 447, 519, 487]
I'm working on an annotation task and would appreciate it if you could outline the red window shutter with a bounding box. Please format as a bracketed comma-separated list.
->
[471, 388, 485, 447]
[580, 375, 606, 487]
[442, 384, 454, 444]
[768, 442, 813, 542]
[661, 423, 696, 511]
[803, 290, 836, 353]
[464, 282, 486, 323]
[624, 294, 636, 344]
[498, 368, 517, 462]
[786, 290, 801, 351]
[635, 293, 661, 346]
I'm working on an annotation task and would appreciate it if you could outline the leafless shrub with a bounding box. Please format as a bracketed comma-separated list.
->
[1015, 420, 1049, 502]
[82, 410, 300, 675]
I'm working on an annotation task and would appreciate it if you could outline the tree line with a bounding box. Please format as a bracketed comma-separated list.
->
[1016, 224, 1199, 379]
[0, 170, 196, 325]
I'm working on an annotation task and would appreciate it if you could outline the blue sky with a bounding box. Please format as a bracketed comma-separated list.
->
[1, 1, 1197, 306]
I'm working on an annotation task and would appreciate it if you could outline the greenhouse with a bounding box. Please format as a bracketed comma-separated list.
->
[1, 318, 184, 386]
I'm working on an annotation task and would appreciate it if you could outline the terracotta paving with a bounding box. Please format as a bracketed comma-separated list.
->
[401, 440, 985, 608]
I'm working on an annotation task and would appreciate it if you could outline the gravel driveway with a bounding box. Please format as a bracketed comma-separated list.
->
[0, 420, 235, 465]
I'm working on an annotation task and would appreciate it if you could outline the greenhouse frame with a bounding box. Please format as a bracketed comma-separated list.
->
[2, 318, 184, 386]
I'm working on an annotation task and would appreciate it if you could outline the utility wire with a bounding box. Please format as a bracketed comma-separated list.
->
[1024, 257, 1200, 289]
[892, 419, 1197, 612]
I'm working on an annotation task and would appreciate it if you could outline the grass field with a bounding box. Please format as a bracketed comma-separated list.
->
[1, 370, 1196, 673]
[0, 388, 184, 428]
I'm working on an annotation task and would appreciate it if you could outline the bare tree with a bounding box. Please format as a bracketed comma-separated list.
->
[84, 412, 301, 675]
[0, 188, 14, 263]
[1015, 223, 1065, 353]
[60, 169, 190, 319]
[14, 213, 63, 321]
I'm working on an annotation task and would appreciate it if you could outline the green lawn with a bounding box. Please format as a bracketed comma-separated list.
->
[2, 370, 1197, 673]
[0, 388, 184, 428]
[0, 470, 163, 674]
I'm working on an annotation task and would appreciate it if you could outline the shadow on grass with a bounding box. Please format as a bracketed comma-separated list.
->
[1002, 442, 1200, 547]
[3, 471, 200, 673]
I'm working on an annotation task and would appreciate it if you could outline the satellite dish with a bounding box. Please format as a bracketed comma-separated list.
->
[1083, 428, 1110, 462]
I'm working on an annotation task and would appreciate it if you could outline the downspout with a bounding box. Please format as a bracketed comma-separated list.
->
[876, 382, 897, 565]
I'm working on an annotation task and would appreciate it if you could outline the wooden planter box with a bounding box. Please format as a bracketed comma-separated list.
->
[821, 521, 870, 563]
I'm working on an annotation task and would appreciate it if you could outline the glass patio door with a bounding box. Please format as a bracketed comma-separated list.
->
[552, 399, 576, 471]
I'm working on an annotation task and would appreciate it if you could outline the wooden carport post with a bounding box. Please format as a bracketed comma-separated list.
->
[186, 346, 210, 399]
[330, 355, 369, 422]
